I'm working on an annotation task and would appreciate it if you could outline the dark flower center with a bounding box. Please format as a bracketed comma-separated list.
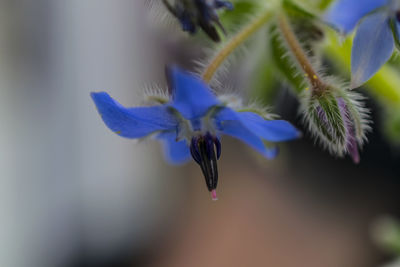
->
[190, 133, 221, 196]
[163, 0, 233, 42]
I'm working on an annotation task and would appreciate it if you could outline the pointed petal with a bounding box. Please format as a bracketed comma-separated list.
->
[168, 66, 219, 120]
[234, 112, 301, 142]
[347, 137, 360, 164]
[337, 97, 361, 164]
[157, 131, 191, 165]
[215, 0, 233, 10]
[214, 108, 278, 159]
[218, 120, 279, 159]
[91, 92, 177, 138]
[351, 10, 394, 88]
[324, 0, 388, 33]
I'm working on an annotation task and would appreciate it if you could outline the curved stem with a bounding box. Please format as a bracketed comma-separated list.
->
[201, 8, 274, 83]
[277, 12, 327, 94]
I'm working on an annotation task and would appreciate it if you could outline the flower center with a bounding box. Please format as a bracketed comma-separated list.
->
[189, 132, 221, 200]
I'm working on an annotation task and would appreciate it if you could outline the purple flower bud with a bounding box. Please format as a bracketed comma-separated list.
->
[337, 97, 360, 164]
[300, 89, 370, 163]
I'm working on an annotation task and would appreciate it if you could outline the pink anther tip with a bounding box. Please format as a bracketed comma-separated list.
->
[211, 190, 218, 201]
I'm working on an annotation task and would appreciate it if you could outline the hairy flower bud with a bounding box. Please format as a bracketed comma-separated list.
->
[300, 87, 370, 163]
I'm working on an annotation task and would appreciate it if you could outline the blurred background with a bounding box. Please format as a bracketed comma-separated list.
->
[1, 1, 400, 267]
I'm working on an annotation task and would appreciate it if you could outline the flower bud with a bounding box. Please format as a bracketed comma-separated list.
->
[300, 87, 370, 163]
[162, 0, 233, 42]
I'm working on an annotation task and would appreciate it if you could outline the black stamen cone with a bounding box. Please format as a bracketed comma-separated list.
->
[190, 137, 202, 164]
[190, 134, 220, 192]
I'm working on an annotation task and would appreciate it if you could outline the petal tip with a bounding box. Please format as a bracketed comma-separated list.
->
[350, 79, 362, 90]
[264, 146, 279, 159]
[90, 91, 99, 99]
[166, 65, 187, 83]
[350, 149, 361, 164]
[90, 91, 110, 103]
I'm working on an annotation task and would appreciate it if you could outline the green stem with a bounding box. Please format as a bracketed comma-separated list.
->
[201, 6, 274, 83]
[277, 12, 327, 94]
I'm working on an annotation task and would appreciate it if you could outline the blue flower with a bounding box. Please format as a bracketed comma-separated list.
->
[162, 0, 233, 42]
[91, 67, 300, 200]
[325, 0, 400, 88]
[325, 0, 389, 34]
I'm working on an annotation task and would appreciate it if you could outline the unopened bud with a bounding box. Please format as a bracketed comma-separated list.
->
[300, 87, 370, 162]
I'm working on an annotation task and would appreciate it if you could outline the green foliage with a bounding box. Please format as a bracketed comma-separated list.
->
[283, 0, 318, 20]
[269, 2, 323, 94]
[374, 217, 400, 256]
[269, 25, 306, 94]
[283, 0, 325, 46]
[385, 109, 400, 145]
[219, 1, 260, 31]
[290, 0, 335, 11]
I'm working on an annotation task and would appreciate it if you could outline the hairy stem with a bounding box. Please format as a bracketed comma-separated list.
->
[277, 12, 327, 94]
[201, 7, 274, 83]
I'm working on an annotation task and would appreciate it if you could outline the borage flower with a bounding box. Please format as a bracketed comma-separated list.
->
[162, 0, 233, 42]
[91, 67, 300, 200]
[325, 0, 400, 88]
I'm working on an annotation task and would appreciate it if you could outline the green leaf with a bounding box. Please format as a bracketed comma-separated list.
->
[374, 217, 400, 256]
[284, 2, 325, 45]
[385, 108, 400, 145]
[289, 0, 336, 11]
[219, 1, 259, 30]
[269, 25, 306, 94]
[282, 0, 317, 20]
[314, 0, 336, 11]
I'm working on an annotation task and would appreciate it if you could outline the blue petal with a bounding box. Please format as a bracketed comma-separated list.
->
[324, 0, 388, 33]
[168, 66, 220, 120]
[157, 131, 191, 165]
[215, 0, 234, 10]
[91, 92, 178, 138]
[214, 108, 279, 159]
[351, 10, 394, 88]
[179, 13, 196, 33]
[234, 112, 301, 142]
